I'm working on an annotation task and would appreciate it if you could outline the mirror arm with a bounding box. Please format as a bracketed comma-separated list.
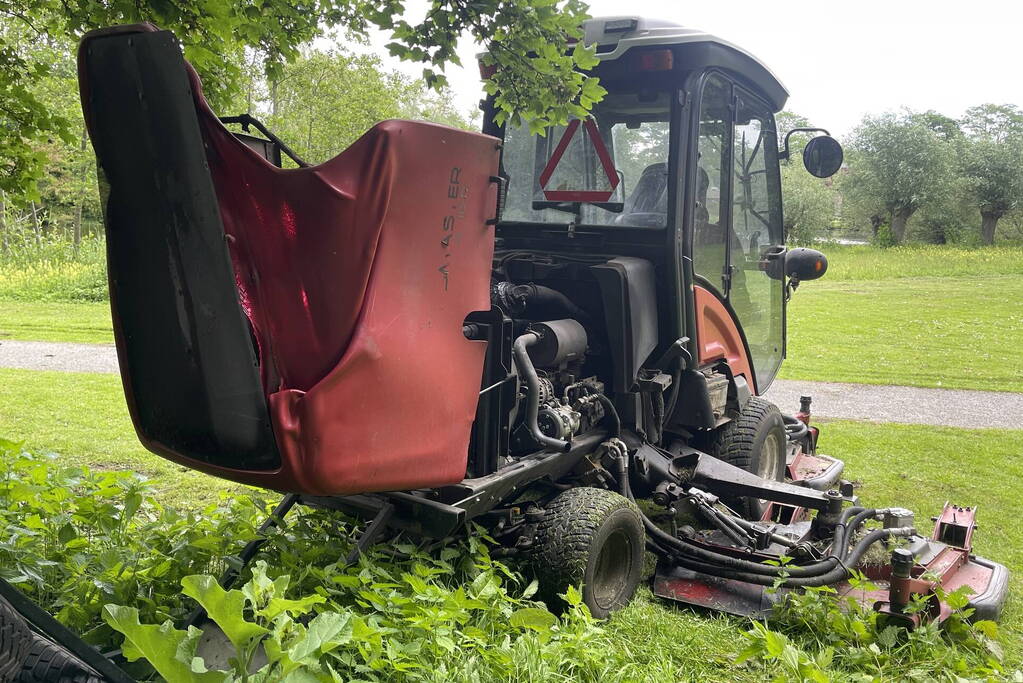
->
[779, 127, 831, 160]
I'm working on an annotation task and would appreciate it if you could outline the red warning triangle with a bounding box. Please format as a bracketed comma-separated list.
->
[538, 118, 620, 202]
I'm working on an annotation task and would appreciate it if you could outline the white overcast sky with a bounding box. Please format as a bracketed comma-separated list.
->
[363, 0, 1023, 137]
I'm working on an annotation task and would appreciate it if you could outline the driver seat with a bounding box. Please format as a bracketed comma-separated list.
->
[616, 162, 667, 226]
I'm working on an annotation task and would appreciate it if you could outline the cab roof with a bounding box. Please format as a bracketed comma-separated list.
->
[582, 16, 789, 112]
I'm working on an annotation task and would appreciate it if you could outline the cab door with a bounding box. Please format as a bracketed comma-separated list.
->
[690, 74, 785, 392]
[728, 88, 785, 390]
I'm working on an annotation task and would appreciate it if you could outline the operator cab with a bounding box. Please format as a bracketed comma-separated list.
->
[483, 16, 838, 398]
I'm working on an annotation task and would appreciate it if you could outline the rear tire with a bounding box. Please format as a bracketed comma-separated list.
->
[0, 596, 32, 683]
[530, 487, 644, 619]
[0, 595, 100, 683]
[708, 396, 787, 520]
[17, 633, 102, 683]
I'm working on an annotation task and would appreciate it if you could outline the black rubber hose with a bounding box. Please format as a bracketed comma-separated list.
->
[514, 283, 591, 323]
[616, 433, 877, 582]
[783, 414, 810, 442]
[670, 527, 914, 588]
[511, 332, 571, 452]
[616, 452, 631, 499]
[615, 427, 872, 579]
[594, 393, 622, 438]
[643, 507, 873, 578]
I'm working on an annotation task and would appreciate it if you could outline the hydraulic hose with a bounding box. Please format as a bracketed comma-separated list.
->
[783, 414, 810, 442]
[612, 419, 891, 586]
[665, 507, 868, 576]
[594, 393, 622, 439]
[644, 504, 876, 579]
[512, 332, 571, 452]
[670, 526, 915, 588]
[616, 451, 631, 499]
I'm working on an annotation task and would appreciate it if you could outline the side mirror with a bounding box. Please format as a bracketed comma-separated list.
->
[802, 136, 844, 178]
[786, 247, 828, 281]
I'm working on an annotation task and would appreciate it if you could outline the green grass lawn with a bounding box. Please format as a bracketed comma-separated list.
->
[0, 368, 237, 506]
[0, 301, 113, 344]
[3, 244, 1022, 393]
[1, 366, 1020, 677]
[781, 274, 1023, 392]
[813, 243, 1023, 280]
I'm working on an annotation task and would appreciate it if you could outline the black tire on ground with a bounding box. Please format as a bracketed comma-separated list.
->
[16, 633, 101, 683]
[530, 487, 644, 619]
[708, 396, 787, 520]
[0, 596, 33, 683]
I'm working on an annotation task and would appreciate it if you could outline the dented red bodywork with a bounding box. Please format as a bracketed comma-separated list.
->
[81, 24, 501, 495]
[201, 78, 499, 495]
[200, 108, 500, 494]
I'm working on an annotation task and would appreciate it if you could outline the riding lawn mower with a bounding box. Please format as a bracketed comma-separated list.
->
[0, 15, 1009, 682]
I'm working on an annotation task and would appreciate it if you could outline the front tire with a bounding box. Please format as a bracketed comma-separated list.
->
[708, 396, 787, 520]
[530, 487, 644, 619]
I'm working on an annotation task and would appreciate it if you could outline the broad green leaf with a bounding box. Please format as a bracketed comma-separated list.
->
[562, 584, 583, 607]
[123, 491, 143, 520]
[262, 594, 326, 621]
[57, 523, 77, 544]
[103, 605, 224, 682]
[763, 629, 787, 658]
[181, 575, 268, 653]
[974, 620, 999, 639]
[289, 612, 352, 662]
[508, 607, 557, 634]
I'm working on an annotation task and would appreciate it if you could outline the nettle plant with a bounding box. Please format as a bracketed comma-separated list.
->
[0, 439, 623, 681]
[0, 438, 1015, 681]
[736, 571, 1007, 681]
[0, 438, 269, 642]
[105, 558, 607, 682]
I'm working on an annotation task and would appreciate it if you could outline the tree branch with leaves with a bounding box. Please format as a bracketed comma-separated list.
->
[1, 0, 600, 195]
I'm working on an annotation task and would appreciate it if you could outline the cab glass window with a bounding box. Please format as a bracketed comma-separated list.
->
[729, 91, 785, 388]
[501, 90, 671, 228]
[692, 74, 730, 290]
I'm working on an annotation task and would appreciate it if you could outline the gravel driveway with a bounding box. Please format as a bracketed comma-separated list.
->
[764, 379, 1023, 430]
[1, 339, 1021, 429]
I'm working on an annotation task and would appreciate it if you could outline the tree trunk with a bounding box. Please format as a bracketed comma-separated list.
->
[870, 214, 883, 239]
[30, 201, 42, 247]
[72, 126, 88, 252]
[980, 211, 1001, 245]
[890, 207, 913, 244]
[0, 191, 7, 255]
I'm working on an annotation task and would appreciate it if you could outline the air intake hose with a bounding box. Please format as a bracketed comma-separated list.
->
[513, 283, 591, 323]
[512, 332, 571, 452]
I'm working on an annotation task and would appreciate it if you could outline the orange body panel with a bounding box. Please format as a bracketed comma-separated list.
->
[693, 285, 756, 394]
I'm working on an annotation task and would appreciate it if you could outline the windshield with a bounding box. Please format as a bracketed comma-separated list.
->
[500, 91, 672, 228]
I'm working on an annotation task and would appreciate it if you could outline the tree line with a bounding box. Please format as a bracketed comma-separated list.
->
[3, 0, 1021, 253]
[782, 106, 1023, 245]
[0, 19, 475, 255]
[0, 0, 600, 258]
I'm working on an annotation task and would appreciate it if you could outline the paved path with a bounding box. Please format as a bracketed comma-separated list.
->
[0, 340, 119, 374]
[1, 339, 1021, 429]
[764, 379, 1023, 430]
